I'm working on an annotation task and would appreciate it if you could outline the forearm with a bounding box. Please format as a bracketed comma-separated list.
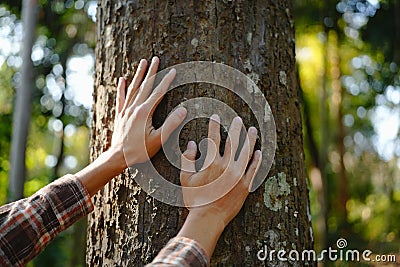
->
[75, 148, 126, 197]
[177, 209, 225, 261]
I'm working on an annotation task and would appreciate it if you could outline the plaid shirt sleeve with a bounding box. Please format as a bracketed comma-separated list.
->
[0, 174, 94, 266]
[147, 236, 209, 267]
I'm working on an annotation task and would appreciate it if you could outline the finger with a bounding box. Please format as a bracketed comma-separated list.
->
[237, 126, 258, 170]
[180, 141, 197, 183]
[116, 77, 126, 114]
[143, 56, 160, 88]
[135, 56, 160, 105]
[146, 68, 176, 116]
[203, 114, 221, 168]
[155, 106, 187, 145]
[122, 59, 148, 111]
[244, 150, 262, 191]
[223, 116, 243, 164]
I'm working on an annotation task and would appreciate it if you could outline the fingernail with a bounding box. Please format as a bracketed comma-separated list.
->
[176, 107, 187, 117]
[188, 140, 196, 149]
[152, 56, 159, 63]
[210, 114, 220, 123]
[234, 116, 242, 123]
[249, 126, 257, 135]
[139, 59, 146, 66]
[169, 68, 176, 75]
[255, 150, 262, 158]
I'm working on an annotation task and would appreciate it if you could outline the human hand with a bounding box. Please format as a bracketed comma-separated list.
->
[111, 56, 187, 167]
[180, 114, 262, 228]
[176, 115, 261, 258]
[76, 57, 187, 197]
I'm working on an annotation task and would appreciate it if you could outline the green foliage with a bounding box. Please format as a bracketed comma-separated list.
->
[0, 63, 13, 204]
[0, 0, 399, 266]
[294, 0, 400, 259]
[0, 1, 95, 265]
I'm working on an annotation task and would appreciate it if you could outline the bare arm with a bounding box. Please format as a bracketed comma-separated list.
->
[0, 57, 186, 266]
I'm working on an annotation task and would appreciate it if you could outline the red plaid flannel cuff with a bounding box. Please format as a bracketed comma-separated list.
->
[0, 174, 94, 266]
[147, 236, 209, 267]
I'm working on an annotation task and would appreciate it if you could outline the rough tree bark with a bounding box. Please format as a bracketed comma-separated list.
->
[87, 1, 313, 266]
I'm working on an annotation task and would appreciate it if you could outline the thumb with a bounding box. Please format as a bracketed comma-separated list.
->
[156, 107, 187, 145]
[180, 141, 197, 184]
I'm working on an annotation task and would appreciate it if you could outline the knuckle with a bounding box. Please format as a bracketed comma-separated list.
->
[220, 159, 229, 170]
[152, 88, 162, 98]
[206, 159, 222, 174]
[180, 175, 188, 186]
[181, 151, 191, 160]
[212, 156, 223, 168]
[224, 137, 231, 148]
[239, 179, 249, 191]
[136, 104, 150, 116]
[222, 164, 234, 176]
[180, 155, 187, 163]
[210, 132, 220, 141]
[216, 164, 225, 175]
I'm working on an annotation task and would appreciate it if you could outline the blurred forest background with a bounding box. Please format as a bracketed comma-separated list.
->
[0, 0, 399, 266]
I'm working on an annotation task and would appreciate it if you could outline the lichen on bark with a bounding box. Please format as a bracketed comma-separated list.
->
[263, 172, 291, 212]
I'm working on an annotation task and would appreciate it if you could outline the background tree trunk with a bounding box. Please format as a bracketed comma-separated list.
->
[87, 1, 313, 266]
[8, 0, 38, 202]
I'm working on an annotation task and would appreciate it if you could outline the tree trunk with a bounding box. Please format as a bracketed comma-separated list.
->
[87, 1, 313, 266]
[329, 31, 349, 234]
[8, 0, 38, 202]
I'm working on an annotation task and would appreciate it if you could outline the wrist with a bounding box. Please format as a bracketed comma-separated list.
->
[177, 208, 226, 259]
[188, 208, 226, 232]
[103, 147, 127, 173]
[75, 147, 127, 197]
